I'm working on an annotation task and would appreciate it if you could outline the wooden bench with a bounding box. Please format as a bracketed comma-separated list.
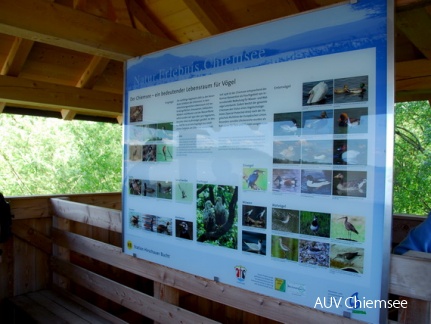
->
[2, 194, 431, 323]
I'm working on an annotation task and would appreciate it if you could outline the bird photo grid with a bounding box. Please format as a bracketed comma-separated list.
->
[125, 73, 371, 278]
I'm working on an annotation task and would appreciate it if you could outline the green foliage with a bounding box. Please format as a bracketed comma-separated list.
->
[394, 101, 431, 215]
[0, 114, 122, 196]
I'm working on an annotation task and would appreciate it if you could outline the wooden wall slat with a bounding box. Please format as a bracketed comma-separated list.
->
[50, 257, 221, 324]
[7, 193, 122, 220]
[51, 198, 122, 233]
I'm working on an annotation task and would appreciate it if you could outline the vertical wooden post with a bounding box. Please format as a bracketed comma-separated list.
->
[52, 198, 71, 289]
[154, 282, 180, 323]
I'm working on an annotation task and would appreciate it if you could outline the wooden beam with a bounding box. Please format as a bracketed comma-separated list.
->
[0, 75, 122, 117]
[60, 109, 76, 121]
[51, 198, 122, 233]
[0, 0, 178, 62]
[0, 102, 5, 113]
[396, 6, 431, 61]
[182, 0, 231, 34]
[0, 37, 34, 77]
[76, 56, 110, 89]
[129, 0, 171, 38]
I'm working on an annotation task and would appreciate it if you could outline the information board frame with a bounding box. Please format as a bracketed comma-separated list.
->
[122, 1, 394, 322]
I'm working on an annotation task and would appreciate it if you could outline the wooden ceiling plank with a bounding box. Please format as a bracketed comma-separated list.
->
[396, 6, 431, 61]
[129, 0, 171, 38]
[182, 0, 231, 34]
[0, 0, 178, 62]
[396, 59, 431, 80]
[76, 56, 111, 88]
[0, 75, 122, 117]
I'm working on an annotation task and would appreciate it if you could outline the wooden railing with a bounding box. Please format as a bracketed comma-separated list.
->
[1, 193, 430, 323]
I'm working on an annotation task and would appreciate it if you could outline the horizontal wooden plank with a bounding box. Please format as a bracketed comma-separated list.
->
[51, 198, 122, 233]
[51, 228, 363, 324]
[50, 257, 220, 324]
[0, 0, 178, 61]
[11, 220, 52, 254]
[0, 75, 122, 117]
[390, 253, 431, 301]
[7, 193, 121, 220]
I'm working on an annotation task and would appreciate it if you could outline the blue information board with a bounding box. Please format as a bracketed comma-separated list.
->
[123, 1, 394, 322]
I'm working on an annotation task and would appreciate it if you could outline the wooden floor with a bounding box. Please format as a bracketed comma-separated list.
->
[4, 289, 126, 324]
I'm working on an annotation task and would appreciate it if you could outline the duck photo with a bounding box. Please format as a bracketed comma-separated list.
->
[272, 168, 301, 193]
[333, 107, 368, 134]
[334, 75, 368, 104]
[302, 110, 334, 135]
[301, 170, 332, 195]
[333, 171, 367, 197]
[273, 112, 302, 136]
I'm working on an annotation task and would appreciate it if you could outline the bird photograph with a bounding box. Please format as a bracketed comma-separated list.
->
[129, 213, 141, 229]
[129, 179, 142, 195]
[301, 170, 332, 195]
[273, 140, 301, 164]
[271, 235, 298, 261]
[243, 168, 267, 191]
[300, 211, 331, 238]
[333, 75, 368, 104]
[298, 240, 330, 267]
[157, 218, 172, 236]
[196, 184, 238, 249]
[272, 168, 300, 193]
[302, 110, 334, 135]
[157, 122, 173, 141]
[143, 214, 157, 232]
[301, 139, 333, 165]
[175, 220, 193, 240]
[129, 145, 142, 161]
[273, 112, 302, 136]
[143, 181, 157, 197]
[330, 244, 364, 273]
[333, 107, 368, 134]
[333, 139, 368, 165]
[130, 105, 143, 123]
[142, 144, 157, 162]
[242, 231, 266, 255]
[157, 181, 173, 199]
[302, 80, 333, 106]
[242, 205, 267, 229]
[157, 144, 173, 162]
[271, 208, 299, 233]
[332, 171, 367, 197]
[175, 182, 193, 202]
[331, 215, 365, 242]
